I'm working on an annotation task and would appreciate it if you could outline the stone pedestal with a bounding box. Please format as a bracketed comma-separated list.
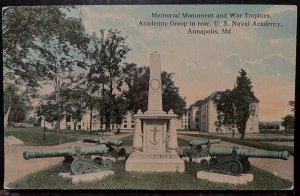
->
[59, 171, 114, 183]
[197, 171, 253, 185]
[181, 156, 210, 163]
[125, 51, 184, 173]
[126, 152, 184, 172]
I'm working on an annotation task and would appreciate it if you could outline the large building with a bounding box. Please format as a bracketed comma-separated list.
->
[179, 91, 260, 133]
[40, 91, 259, 133]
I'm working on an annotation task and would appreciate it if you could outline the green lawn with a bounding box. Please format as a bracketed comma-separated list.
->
[180, 133, 294, 155]
[4, 127, 96, 146]
[9, 161, 292, 190]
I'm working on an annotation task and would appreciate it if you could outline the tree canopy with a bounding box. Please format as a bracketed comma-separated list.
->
[122, 64, 187, 117]
[214, 69, 256, 139]
[86, 29, 130, 130]
[3, 6, 89, 89]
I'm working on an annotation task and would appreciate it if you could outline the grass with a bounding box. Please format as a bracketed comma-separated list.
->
[259, 129, 294, 135]
[180, 133, 294, 155]
[9, 161, 292, 190]
[4, 127, 96, 146]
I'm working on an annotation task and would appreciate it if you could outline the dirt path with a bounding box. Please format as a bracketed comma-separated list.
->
[4, 133, 132, 187]
[177, 134, 294, 182]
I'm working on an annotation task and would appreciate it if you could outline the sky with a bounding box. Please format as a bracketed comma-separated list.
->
[43, 5, 297, 122]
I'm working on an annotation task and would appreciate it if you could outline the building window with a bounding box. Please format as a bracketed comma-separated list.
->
[196, 111, 199, 116]
[195, 118, 199, 122]
[123, 120, 127, 123]
[124, 124, 127, 128]
[196, 125, 199, 129]
[188, 119, 190, 123]
[131, 120, 134, 123]
[131, 124, 134, 128]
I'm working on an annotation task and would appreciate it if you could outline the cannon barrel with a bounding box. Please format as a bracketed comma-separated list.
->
[82, 138, 123, 146]
[208, 146, 289, 160]
[23, 144, 108, 160]
[189, 138, 221, 147]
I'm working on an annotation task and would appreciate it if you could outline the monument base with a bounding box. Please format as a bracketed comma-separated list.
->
[59, 171, 114, 183]
[125, 152, 185, 173]
[197, 171, 253, 185]
[181, 156, 210, 163]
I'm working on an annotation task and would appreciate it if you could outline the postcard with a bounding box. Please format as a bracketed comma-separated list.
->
[3, 4, 296, 190]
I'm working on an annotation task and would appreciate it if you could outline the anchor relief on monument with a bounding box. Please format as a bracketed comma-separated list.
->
[149, 126, 161, 145]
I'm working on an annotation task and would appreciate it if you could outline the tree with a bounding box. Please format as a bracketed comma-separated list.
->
[281, 114, 294, 130]
[122, 63, 149, 113]
[36, 101, 64, 140]
[3, 6, 90, 133]
[288, 100, 295, 112]
[60, 86, 87, 131]
[86, 29, 130, 131]
[111, 96, 128, 128]
[233, 69, 256, 139]
[214, 90, 237, 138]
[3, 6, 89, 89]
[281, 100, 295, 130]
[122, 64, 187, 117]
[161, 71, 187, 117]
[4, 83, 31, 126]
[214, 69, 256, 139]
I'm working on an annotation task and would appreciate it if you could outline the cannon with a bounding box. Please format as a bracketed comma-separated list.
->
[82, 138, 122, 146]
[82, 138, 126, 157]
[23, 145, 112, 175]
[183, 138, 221, 158]
[200, 146, 289, 176]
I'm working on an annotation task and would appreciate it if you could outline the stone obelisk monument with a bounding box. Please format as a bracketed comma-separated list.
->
[125, 51, 185, 172]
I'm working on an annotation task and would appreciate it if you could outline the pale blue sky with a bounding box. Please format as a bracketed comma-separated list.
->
[67, 5, 297, 121]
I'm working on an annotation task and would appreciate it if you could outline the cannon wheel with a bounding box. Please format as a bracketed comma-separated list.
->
[104, 159, 112, 167]
[240, 158, 251, 173]
[229, 160, 243, 175]
[71, 159, 85, 175]
[107, 145, 118, 157]
[117, 148, 126, 157]
[62, 156, 73, 172]
[209, 157, 218, 166]
[93, 157, 104, 165]
[200, 159, 209, 169]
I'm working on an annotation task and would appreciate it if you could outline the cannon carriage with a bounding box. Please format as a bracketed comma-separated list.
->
[82, 138, 126, 158]
[200, 146, 289, 175]
[183, 138, 221, 158]
[23, 144, 112, 175]
[23, 138, 127, 175]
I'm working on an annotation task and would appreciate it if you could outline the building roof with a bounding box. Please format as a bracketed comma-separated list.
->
[190, 90, 260, 108]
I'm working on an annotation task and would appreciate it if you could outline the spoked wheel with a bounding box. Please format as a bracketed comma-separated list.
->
[200, 159, 209, 169]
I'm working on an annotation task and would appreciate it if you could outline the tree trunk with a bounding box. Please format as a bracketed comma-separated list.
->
[241, 131, 245, 139]
[74, 121, 77, 131]
[43, 120, 46, 140]
[4, 106, 11, 128]
[105, 113, 110, 131]
[89, 109, 93, 131]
